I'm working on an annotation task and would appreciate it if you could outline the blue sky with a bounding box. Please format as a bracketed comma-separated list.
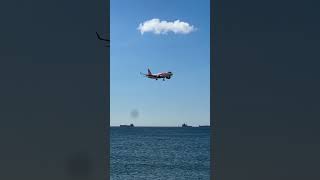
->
[110, 0, 210, 126]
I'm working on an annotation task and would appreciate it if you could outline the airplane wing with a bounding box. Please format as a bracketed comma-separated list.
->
[156, 74, 164, 78]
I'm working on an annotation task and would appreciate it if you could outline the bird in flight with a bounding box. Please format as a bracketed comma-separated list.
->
[96, 32, 110, 46]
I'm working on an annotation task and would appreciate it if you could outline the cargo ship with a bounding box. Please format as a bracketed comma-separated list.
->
[181, 123, 192, 128]
[120, 124, 134, 127]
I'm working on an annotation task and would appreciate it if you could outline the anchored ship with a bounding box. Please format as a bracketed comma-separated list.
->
[120, 124, 134, 127]
[181, 123, 192, 128]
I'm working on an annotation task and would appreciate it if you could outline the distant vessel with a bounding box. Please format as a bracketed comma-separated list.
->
[199, 125, 210, 128]
[120, 124, 134, 127]
[181, 123, 192, 128]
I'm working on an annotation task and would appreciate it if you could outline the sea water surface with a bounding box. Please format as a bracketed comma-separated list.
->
[111, 127, 210, 180]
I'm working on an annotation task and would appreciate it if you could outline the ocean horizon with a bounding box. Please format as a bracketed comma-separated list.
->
[111, 127, 210, 180]
[110, 125, 210, 128]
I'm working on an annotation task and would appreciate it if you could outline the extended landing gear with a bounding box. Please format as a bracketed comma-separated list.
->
[163, 78, 165, 81]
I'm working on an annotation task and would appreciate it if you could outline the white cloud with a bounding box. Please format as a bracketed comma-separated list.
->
[137, 18, 196, 35]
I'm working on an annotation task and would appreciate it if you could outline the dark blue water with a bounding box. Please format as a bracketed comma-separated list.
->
[111, 127, 210, 180]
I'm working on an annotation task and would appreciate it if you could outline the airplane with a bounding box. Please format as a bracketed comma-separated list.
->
[96, 32, 110, 46]
[140, 68, 173, 81]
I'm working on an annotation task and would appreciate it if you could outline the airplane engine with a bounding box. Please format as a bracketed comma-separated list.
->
[166, 76, 171, 79]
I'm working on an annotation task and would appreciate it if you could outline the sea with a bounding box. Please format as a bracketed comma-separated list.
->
[110, 127, 210, 180]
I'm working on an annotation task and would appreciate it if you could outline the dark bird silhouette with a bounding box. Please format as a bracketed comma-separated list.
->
[96, 32, 109, 42]
[96, 32, 110, 47]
